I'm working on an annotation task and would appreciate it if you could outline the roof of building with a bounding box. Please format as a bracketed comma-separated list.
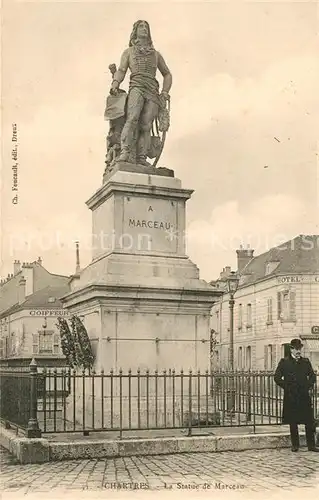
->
[0, 284, 70, 319]
[239, 234, 319, 286]
[0, 258, 71, 317]
[22, 285, 70, 308]
[0, 260, 69, 288]
[0, 303, 21, 319]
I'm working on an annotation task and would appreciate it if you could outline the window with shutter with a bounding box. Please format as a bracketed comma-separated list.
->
[246, 346, 252, 370]
[277, 290, 296, 322]
[53, 333, 60, 354]
[271, 345, 277, 370]
[247, 304, 252, 327]
[264, 345, 268, 370]
[267, 345, 272, 370]
[265, 344, 274, 370]
[277, 292, 282, 319]
[238, 347, 243, 369]
[289, 290, 296, 320]
[238, 304, 242, 329]
[32, 333, 39, 354]
[267, 298, 273, 323]
[0, 339, 4, 358]
[38, 330, 54, 353]
[282, 291, 290, 319]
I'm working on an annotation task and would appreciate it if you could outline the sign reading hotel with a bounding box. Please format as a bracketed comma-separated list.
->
[122, 197, 178, 253]
[277, 275, 319, 284]
[29, 309, 69, 316]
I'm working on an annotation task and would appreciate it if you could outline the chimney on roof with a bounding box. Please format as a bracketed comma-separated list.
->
[236, 244, 254, 273]
[13, 260, 21, 275]
[75, 241, 81, 274]
[219, 266, 232, 280]
[37, 256, 42, 266]
[18, 276, 26, 304]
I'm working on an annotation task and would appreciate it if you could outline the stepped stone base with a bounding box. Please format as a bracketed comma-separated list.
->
[103, 161, 174, 184]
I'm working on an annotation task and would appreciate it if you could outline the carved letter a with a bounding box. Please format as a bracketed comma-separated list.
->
[148, 206, 153, 212]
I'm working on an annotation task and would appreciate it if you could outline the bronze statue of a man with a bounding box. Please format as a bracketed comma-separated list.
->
[110, 20, 172, 165]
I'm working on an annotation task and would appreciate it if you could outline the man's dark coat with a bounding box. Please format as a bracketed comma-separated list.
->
[274, 355, 316, 424]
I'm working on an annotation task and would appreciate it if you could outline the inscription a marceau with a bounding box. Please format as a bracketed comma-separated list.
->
[128, 205, 173, 230]
[128, 218, 172, 230]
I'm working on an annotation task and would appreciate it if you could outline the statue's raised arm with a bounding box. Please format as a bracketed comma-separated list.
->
[104, 20, 172, 171]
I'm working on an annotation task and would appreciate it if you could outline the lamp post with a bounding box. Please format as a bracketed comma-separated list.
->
[42, 315, 47, 331]
[227, 271, 239, 413]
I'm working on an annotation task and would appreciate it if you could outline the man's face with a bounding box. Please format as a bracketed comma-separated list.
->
[291, 347, 302, 359]
[137, 21, 149, 38]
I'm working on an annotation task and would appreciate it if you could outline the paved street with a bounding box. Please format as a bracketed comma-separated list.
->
[1, 445, 319, 498]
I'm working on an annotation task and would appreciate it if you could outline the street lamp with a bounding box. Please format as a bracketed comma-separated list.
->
[227, 271, 240, 372]
[42, 316, 47, 330]
[226, 271, 239, 413]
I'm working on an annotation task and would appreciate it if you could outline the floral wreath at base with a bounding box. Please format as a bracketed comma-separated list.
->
[56, 315, 94, 370]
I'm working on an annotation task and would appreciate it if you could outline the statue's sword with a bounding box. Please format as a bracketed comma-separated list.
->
[153, 97, 170, 168]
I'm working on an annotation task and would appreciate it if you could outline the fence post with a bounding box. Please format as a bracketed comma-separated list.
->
[26, 358, 41, 438]
[246, 374, 252, 422]
[187, 369, 193, 436]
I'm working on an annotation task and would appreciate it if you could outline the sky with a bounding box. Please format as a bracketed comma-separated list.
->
[1, 0, 318, 282]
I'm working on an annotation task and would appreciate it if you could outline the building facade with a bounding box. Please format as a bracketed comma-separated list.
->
[210, 235, 319, 371]
[0, 258, 70, 366]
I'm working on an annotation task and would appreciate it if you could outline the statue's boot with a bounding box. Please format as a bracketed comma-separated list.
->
[117, 148, 131, 163]
[136, 154, 150, 167]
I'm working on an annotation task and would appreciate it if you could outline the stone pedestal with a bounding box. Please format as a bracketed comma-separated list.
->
[64, 371, 220, 431]
[62, 166, 221, 373]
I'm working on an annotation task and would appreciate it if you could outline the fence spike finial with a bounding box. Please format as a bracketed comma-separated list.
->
[30, 358, 37, 368]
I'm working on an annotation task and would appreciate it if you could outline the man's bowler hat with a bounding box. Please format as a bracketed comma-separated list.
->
[290, 338, 303, 349]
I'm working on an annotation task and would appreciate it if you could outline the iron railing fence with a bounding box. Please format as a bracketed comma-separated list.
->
[0, 371, 32, 430]
[0, 363, 318, 437]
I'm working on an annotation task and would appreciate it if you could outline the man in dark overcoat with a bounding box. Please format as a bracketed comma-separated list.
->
[274, 338, 319, 452]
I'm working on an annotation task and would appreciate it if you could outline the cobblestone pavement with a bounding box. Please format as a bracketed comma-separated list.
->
[1, 446, 319, 498]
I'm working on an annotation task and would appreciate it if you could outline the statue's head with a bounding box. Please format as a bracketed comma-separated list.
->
[129, 20, 153, 47]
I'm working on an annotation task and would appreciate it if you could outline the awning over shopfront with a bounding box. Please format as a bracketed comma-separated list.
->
[301, 337, 319, 352]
